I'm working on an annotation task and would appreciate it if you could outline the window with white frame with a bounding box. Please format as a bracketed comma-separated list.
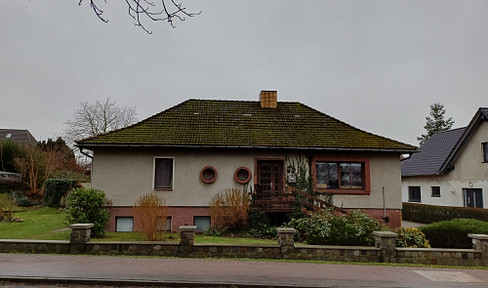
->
[116, 217, 134, 232]
[154, 157, 174, 189]
[408, 186, 421, 202]
[431, 186, 440, 197]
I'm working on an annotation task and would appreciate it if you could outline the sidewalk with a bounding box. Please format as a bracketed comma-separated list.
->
[0, 253, 487, 287]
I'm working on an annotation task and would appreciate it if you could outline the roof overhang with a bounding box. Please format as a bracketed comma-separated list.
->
[77, 142, 416, 154]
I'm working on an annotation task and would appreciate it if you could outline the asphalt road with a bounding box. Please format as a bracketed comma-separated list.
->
[0, 253, 487, 287]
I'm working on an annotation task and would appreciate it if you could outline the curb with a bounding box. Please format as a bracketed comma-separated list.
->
[0, 276, 330, 288]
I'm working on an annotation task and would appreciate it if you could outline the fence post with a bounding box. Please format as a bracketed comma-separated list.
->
[179, 226, 197, 254]
[374, 231, 397, 263]
[277, 228, 296, 259]
[69, 223, 94, 254]
[468, 234, 488, 265]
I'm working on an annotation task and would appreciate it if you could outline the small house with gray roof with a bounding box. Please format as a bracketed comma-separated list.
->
[77, 91, 416, 232]
[401, 107, 488, 208]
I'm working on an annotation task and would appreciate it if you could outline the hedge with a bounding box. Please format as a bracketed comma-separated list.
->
[402, 202, 488, 223]
[44, 179, 78, 208]
[420, 218, 488, 248]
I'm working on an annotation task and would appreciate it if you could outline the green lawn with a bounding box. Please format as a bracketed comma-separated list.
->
[0, 197, 276, 245]
[0, 207, 70, 240]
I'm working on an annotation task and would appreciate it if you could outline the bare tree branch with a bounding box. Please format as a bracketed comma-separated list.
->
[79, 0, 201, 33]
[64, 98, 138, 143]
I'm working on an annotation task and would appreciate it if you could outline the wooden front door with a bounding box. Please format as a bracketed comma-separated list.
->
[256, 160, 284, 199]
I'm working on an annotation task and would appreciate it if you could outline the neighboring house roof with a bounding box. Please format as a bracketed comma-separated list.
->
[77, 99, 416, 153]
[401, 127, 466, 176]
[0, 129, 37, 146]
[401, 107, 488, 177]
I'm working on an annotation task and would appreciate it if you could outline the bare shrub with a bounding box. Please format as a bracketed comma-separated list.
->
[209, 188, 250, 233]
[133, 194, 168, 241]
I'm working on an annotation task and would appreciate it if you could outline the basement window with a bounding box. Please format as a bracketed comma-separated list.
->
[116, 217, 134, 232]
[194, 216, 211, 232]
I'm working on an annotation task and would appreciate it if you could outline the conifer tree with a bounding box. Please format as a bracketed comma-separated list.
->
[417, 103, 454, 146]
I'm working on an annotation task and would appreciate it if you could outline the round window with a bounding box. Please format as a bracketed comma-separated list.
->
[234, 167, 251, 184]
[200, 166, 217, 184]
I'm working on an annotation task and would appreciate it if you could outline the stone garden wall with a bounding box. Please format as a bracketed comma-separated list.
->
[0, 225, 486, 267]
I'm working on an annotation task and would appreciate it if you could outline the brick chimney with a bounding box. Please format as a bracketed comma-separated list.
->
[259, 90, 277, 108]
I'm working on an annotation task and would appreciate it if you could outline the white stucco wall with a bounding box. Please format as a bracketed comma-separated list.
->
[90, 148, 403, 210]
[401, 121, 488, 207]
[333, 154, 403, 210]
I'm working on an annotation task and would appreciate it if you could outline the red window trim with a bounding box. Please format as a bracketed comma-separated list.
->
[234, 167, 252, 184]
[200, 166, 217, 184]
[311, 155, 371, 195]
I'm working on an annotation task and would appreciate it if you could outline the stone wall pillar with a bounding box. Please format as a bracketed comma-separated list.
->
[277, 228, 296, 258]
[469, 234, 488, 265]
[69, 223, 94, 254]
[179, 226, 197, 254]
[374, 231, 397, 262]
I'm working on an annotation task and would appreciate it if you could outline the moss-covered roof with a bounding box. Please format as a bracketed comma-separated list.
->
[77, 100, 416, 152]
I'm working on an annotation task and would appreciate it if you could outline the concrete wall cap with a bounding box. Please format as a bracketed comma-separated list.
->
[276, 228, 297, 234]
[69, 223, 94, 229]
[468, 234, 488, 240]
[179, 226, 197, 231]
[373, 231, 398, 237]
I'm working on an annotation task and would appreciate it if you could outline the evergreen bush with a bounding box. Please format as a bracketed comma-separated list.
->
[65, 188, 110, 238]
[420, 218, 488, 248]
[403, 202, 488, 223]
[287, 208, 380, 246]
[394, 227, 430, 248]
[44, 179, 78, 208]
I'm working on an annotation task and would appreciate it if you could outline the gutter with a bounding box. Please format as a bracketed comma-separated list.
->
[77, 143, 416, 154]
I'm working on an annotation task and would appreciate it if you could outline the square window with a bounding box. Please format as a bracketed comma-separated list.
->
[116, 217, 134, 232]
[431, 186, 440, 197]
[483, 142, 488, 163]
[154, 158, 174, 189]
[408, 186, 421, 202]
[194, 216, 211, 232]
[157, 216, 172, 232]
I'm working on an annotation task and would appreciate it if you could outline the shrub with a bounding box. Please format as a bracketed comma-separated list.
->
[287, 208, 380, 246]
[12, 190, 33, 207]
[44, 179, 78, 208]
[248, 208, 276, 239]
[394, 227, 430, 248]
[420, 218, 488, 248]
[65, 188, 110, 238]
[132, 194, 168, 241]
[403, 202, 488, 223]
[209, 188, 250, 233]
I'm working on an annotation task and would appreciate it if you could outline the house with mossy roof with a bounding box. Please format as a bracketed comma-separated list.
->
[77, 91, 416, 232]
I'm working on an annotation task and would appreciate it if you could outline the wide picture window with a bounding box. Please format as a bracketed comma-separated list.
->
[316, 162, 363, 189]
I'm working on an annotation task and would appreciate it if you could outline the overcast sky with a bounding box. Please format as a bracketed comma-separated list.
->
[1, 1, 487, 146]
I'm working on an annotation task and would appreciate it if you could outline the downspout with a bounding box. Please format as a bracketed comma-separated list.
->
[79, 147, 94, 189]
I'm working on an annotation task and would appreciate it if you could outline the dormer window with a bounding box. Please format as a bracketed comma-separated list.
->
[483, 142, 488, 163]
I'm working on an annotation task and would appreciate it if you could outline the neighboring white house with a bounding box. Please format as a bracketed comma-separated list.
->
[77, 91, 416, 232]
[401, 108, 488, 208]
